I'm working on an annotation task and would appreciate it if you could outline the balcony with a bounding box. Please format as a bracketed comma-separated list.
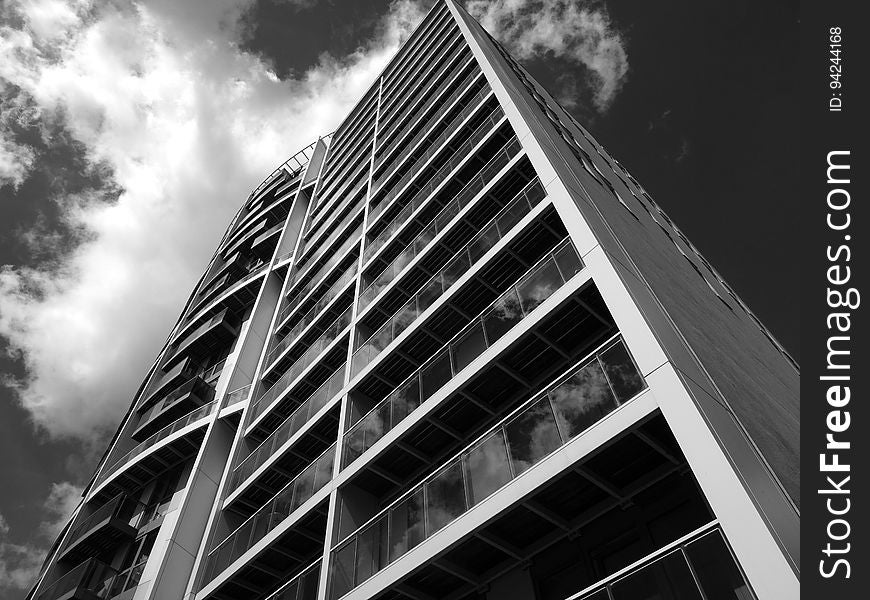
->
[200, 448, 335, 598]
[36, 559, 118, 600]
[262, 561, 319, 600]
[57, 494, 138, 564]
[166, 308, 240, 369]
[345, 238, 585, 467]
[132, 376, 215, 441]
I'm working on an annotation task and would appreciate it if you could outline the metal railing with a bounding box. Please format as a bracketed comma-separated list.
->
[231, 365, 345, 492]
[136, 376, 214, 429]
[331, 336, 646, 597]
[94, 400, 219, 489]
[364, 132, 518, 267]
[345, 238, 584, 467]
[249, 308, 352, 423]
[204, 445, 336, 583]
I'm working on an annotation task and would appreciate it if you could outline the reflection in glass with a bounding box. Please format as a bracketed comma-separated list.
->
[600, 342, 645, 403]
[330, 541, 355, 600]
[505, 397, 562, 474]
[483, 288, 523, 344]
[517, 259, 563, 315]
[355, 519, 387, 585]
[549, 360, 618, 441]
[389, 490, 425, 561]
[452, 322, 487, 372]
[685, 531, 755, 600]
[426, 461, 467, 534]
[610, 550, 701, 600]
[464, 431, 512, 506]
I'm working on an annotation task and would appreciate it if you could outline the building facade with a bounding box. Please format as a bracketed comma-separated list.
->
[29, 2, 800, 600]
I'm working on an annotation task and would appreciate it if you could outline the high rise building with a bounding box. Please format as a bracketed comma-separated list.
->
[29, 2, 799, 600]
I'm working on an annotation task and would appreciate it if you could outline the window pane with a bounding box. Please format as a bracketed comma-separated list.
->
[516, 258, 563, 315]
[426, 461, 467, 534]
[495, 196, 529, 235]
[452, 321, 487, 372]
[442, 253, 470, 288]
[330, 541, 356, 600]
[389, 490, 425, 562]
[464, 430, 513, 506]
[291, 465, 317, 510]
[549, 360, 618, 441]
[483, 288, 523, 344]
[505, 397, 562, 475]
[299, 568, 319, 600]
[610, 550, 701, 600]
[421, 351, 452, 400]
[343, 425, 366, 466]
[392, 298, 418, 340]
[275, 580, 298, 600]
[313, 449, 334, 490]
[685, 531, 755, 600]
[599, 342, 645, 403]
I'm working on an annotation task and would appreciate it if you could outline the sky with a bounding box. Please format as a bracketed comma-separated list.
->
[0, 0, 798, 596]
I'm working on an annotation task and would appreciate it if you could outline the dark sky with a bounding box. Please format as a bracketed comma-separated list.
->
[0, 0, 798, 595]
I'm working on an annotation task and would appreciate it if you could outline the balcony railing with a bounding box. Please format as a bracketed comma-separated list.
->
[36, 558, 118, 600]
[224, 384, 252, 408]
[135, 376, 214, 437]
[369, 104, 505, 227]
[376, 55, 479, 167]
[345, 238, 584, 467]
[250, 308, 352, 423]
[231, 365, 345, 492]
[366, 126, 513, 276]
[358, 176, 545, 329]
[263, 561, 320, 600]
[204, 445, 336, 583]
[331, 337, 646, 597]
[279, 242, 359, 329]
[94, 400, 219, 489]
[272, 262, 357, 356]
[374, 73, 486, 189]
[371, 92, 494, 223]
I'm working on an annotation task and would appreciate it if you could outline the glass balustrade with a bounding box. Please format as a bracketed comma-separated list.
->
[272, 264, 357, 359]
[278, 257, 358, 330]
[224, 384, 252, 408]
[205, 445, 336, 583]
[372, 86, 493, 212]
[36, 559, 118, 600]
[249, 308, 352, 424]
[263, 561, 320, 600]
[344, 238, 584, 467]
[355, 179, 546, 371]
[231, 365, 345, 492]
[364, 136, 522, 267]
[369, 105, 505, 226]
[569, 528, 754, 600]
[374, 65, 483, 174]
[331, 337, 645, 597]
[94, 401, 219, 488]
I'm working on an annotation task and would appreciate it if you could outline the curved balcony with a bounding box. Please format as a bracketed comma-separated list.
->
[57, 494, 138, 564]
[35, 558, 118, 600]
[166, 308, 240, 369]
[132, 376, 215, 441]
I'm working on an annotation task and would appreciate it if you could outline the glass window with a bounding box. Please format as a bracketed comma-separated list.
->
[392, 298, 418, 340]
[452, 321, 487, 373]
[442, 253, 471, 288]
[252, 510, 271, 542]
[483, 288, 523, 345]
[343, 426, 366, 466]
[299, 568, 319, 600]
[599, 342, 645, 403]
[516, 258, 563, 315]
[609, 550, 701, 600]
[505, 397, 562, 475]
[314, 449, 335, 490]
[330, 541, 356, 600]
[389, 490, 425, 561]
[274, 580, 298, 600]
[495, 197, 530, 235]
[425, 461, 467, 534]
[549, 360, 618, 441]
[421, 351, 452, 401]
[684, 531, 755, 600]
[554, 242, 583, 279]
[463, 430, 513, 507]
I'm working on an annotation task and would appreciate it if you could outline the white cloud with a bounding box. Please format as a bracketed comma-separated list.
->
[0, 481, 82, 593]
[466, 0, 628, 112]
[0, 0, 427, 441]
